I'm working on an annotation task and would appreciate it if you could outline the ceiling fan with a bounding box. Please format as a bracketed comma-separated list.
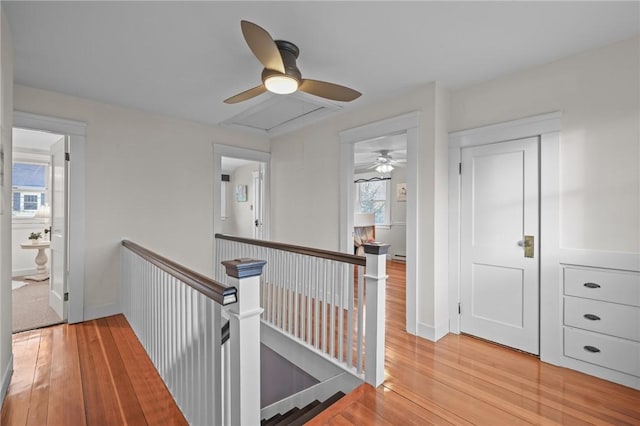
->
[224, 21, 362, 104]
[368, 150, 406, 173]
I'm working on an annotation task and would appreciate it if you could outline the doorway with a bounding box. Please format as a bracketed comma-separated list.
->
[213, 144, 271, 245]
[13, 111, 86, 325]
[459, 137, 540, 354]
[339, 112, 419, 334]
[219, 156, 266, 239]
[448, 112, 562, 359]
[10, 127, 67, 332]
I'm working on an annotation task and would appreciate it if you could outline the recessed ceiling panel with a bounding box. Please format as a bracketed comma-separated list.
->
[223, 94, 341, 135]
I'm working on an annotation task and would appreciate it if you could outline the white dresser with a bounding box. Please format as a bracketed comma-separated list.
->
[562, 266, 640, 385]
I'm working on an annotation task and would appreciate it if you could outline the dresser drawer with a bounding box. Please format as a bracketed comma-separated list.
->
[564, 296, 640, 342]
[564, 267, 640, 307]
[564, 328, 640, 377]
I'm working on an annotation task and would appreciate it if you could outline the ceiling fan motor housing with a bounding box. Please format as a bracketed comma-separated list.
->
[261, 40, 302, 84]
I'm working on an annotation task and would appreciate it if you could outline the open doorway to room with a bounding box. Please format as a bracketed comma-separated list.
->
[339, 112, 419, 335]
[213, 144, 271, 244]
[220, 156, 266, 239]
[11, 127, 67, 333]
[353, 134, 408, 262]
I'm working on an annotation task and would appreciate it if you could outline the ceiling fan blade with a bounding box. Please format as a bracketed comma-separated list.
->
[299, 79, 361, 102]
[241, 20, 285, 73]
[223, 85, 267, 104]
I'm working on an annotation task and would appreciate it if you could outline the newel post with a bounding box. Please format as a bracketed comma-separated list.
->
[363, 243, 389, 387]
[221, 258, 266, 426]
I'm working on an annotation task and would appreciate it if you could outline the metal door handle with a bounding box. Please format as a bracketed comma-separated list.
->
[523, 235, 534, 258]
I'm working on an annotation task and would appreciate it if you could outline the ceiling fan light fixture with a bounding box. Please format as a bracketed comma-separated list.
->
[376, 164, 394, 173]
[264, 74, 299, 94]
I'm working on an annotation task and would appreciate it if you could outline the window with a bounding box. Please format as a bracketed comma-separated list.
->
[355, 179, 390, 226]
[12, 161, 48, 218]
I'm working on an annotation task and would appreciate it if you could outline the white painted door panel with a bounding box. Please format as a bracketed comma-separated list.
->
[460, 137, 539, 354]
[50, 137, 68, 320]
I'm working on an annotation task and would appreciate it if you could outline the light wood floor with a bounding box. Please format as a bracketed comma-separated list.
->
[309, 261, 640, 425]
[2, 261, 639, 425]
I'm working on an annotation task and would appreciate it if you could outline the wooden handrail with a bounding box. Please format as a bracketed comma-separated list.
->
[122, 240, 237, 306]
[214, 234, 366, 267]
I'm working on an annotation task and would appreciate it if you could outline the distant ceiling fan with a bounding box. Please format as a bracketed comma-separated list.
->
[224, 21, 362, 104]
[369, 150, 406, 173]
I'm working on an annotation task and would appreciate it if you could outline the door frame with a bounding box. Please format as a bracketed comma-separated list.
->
[14, 111, 86, 324]
[448, 112, 561, 360]
[339, 112, 419, 334]
[213, 144, 271, 242]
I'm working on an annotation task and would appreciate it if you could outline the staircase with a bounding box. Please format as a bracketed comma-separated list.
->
[261, 392, 345, 426]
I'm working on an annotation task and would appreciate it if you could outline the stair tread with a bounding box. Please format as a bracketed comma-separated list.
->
[287, 392, 345, 426]
[273, 401, 319, 426]
[261, 413, 283, 426]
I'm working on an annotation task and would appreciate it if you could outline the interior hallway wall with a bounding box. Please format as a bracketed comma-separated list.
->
[13, 85, 269, 319]
[450, 36, 640, 253]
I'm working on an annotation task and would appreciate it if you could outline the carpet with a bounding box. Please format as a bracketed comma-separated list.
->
[12, 279, 64, 333]
[12, 281, 26, 291]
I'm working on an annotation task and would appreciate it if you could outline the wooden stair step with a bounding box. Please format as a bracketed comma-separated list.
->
[286, 392, 346, 426]
[273, 400, 320, 426]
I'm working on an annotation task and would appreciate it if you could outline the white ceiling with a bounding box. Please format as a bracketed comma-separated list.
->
[4, 2, 639, 131]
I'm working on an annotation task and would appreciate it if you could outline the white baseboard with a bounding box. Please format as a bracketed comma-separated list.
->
[83, 302, 122, 321]
[11, 269, 36, 278]
[0, 354, 13, 407]
[417, 321, 449, 342]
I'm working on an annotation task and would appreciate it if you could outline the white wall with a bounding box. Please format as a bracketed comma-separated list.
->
[450, 36, 640, 254]
[0, 6, 14, 403]
[13, 85, 269, 318]
[270, 82, 450, 337]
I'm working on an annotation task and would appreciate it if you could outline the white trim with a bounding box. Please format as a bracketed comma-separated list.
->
[83, 302, 121, 321]
[0, 354, 13, 405]
[339, 111, 420, 335]
[13, 111, 86, 323]
[559, 249, 640, 272]
[213, 145, 271, 258]
[448, 113, 561, 354]
[14, 111, 86, 136]
[417, 321, 449, 342]
[449, 112, 561, 148]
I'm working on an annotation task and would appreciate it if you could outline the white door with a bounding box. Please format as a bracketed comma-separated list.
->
[49, 137, 68, 320]
[460, 137, 539, 354]
[252, 168, 264, 240]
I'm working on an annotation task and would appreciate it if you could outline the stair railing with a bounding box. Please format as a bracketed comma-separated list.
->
[214, 234, 388, 387]
[121, 240, 265, 425]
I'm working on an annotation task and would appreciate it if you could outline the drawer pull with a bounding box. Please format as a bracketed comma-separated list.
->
[583, 282, 601, 289]
[584, 345, 601, 353]
[583, 314, 601, 321]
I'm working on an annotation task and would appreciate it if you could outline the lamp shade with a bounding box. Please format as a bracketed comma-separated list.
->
[34, 203, 50, 219]
[354, 213, 375, 227]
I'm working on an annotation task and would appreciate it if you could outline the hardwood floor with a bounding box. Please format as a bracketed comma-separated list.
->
[2, 261, 639, 425]
[1, 316, 186, 425]
[310, 261, 640, 425]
